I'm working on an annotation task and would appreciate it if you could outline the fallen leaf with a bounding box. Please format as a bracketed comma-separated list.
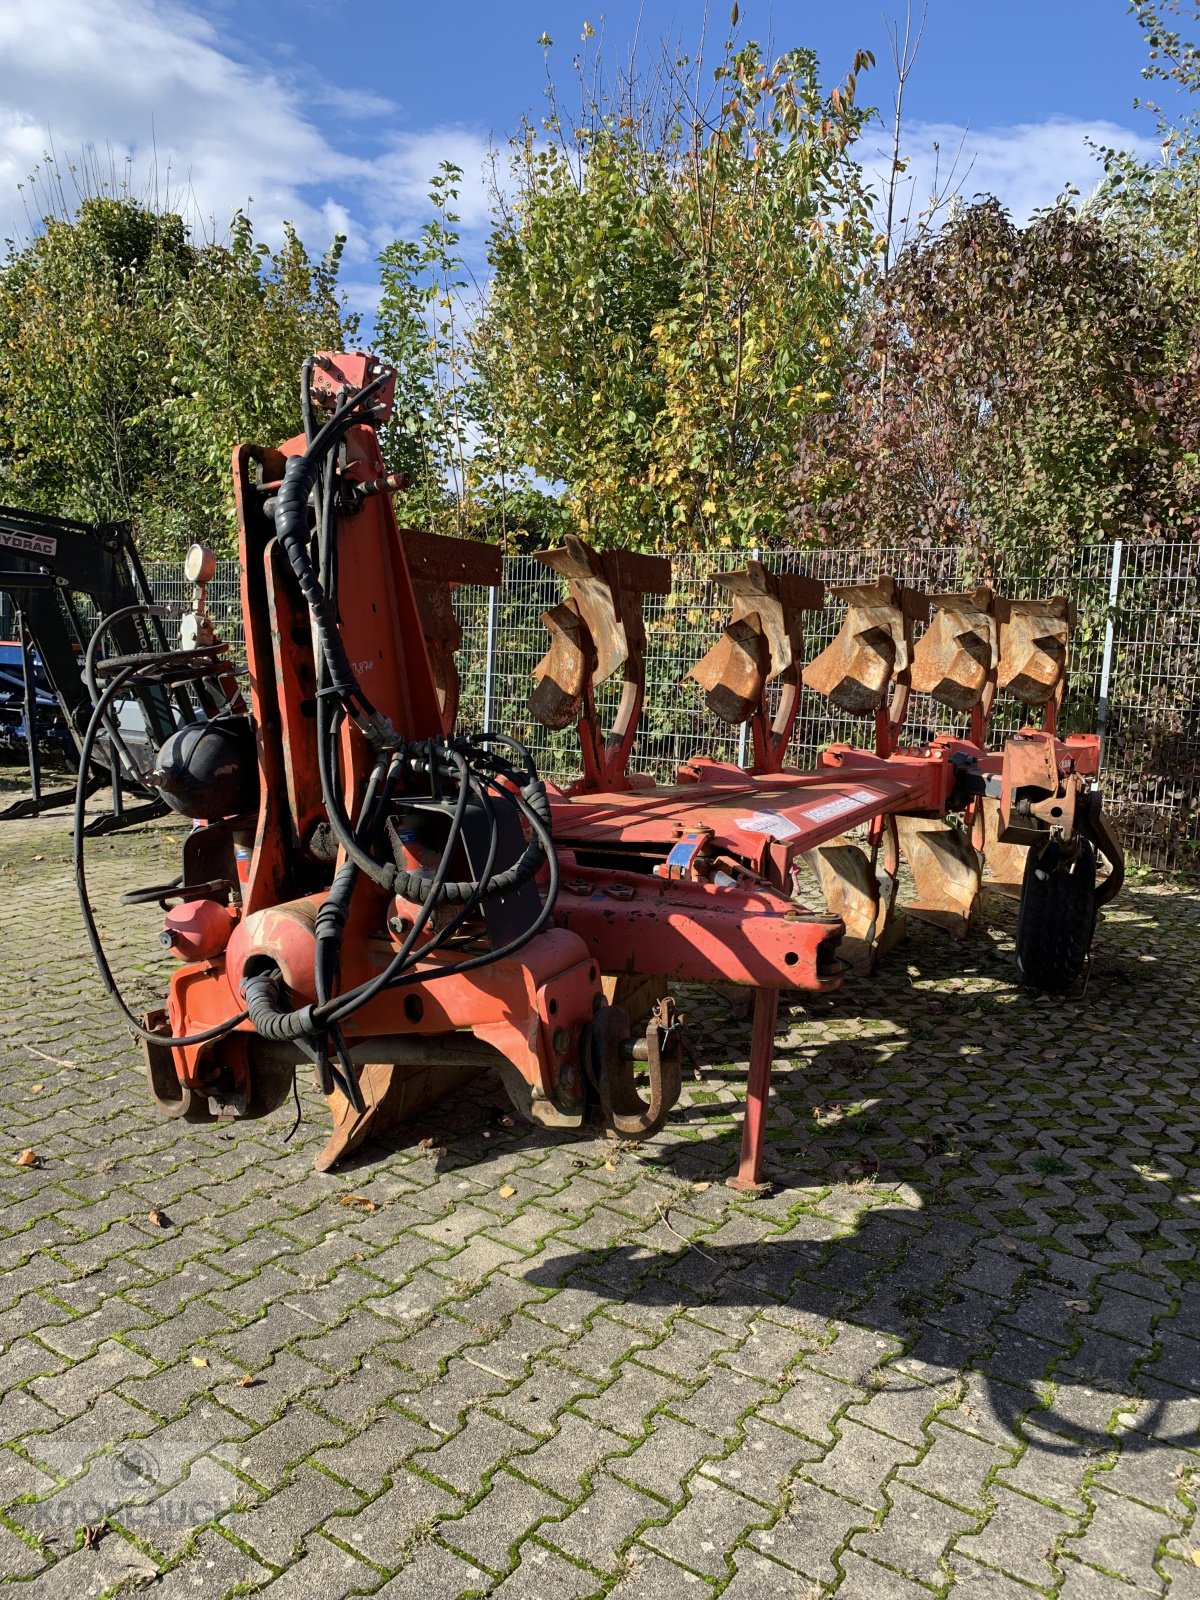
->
[1189, 1549, 1200, 1568]
[997, 1237, 1020, 1255]
[32, 854, 44, 863]
[191, 1355, 209, 1368]
[15, 1148, 40, 1168]
[1064, 1299, 1090, 1313]
[30, 1084, 43, 1094]
[498, 1185, 516, 1199]
[337, 1194, 377, 1212]
[691, 1181, 711, 1192]
[147, 1209, 171, 1228]
[238, 1374, 263, 1388]
[83, 1521, 109, 1550]
[418, 1137, 436, 1150]
[499, 1115, 515, 1128]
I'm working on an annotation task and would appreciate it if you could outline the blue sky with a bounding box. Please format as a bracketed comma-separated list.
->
[0, 0, 1167, 324]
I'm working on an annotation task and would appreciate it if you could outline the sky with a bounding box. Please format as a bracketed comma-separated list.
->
[0, 0, 1168, 325]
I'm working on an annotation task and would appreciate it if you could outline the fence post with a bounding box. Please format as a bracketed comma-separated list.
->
[735, 546, 761, 770]
[1097, 539, 1123, 757]
[482, 581, 498, 733]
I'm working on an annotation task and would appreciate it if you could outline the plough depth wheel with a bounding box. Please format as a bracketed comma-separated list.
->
[1014, 837, 1098, 993]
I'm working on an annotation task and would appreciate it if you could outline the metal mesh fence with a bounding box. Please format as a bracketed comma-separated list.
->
[139, 539, 1200, 874]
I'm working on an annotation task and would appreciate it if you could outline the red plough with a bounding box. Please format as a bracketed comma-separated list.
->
[74, 353, 1122, 1189]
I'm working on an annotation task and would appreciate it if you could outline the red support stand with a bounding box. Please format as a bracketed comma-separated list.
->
[726, 985, 780, 1194]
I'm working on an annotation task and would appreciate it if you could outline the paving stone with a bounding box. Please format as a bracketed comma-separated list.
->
[396, 1354, 509, 1433]
[953, 1485, 1081, 1589]
[951, 1552, 1065, 1600]
[1056, 1552, 1157, 1596]
[640, 1473, 766, 1579]
[487, 1361, 599, 1436]
[845, 1374, 957, 1447]
[748, 1479, 872, 1585]
[220, 1462, 364, 1565]
[0, 1516, 48, 1580]
[140, 1526, 271, 1598]
[699, 1415, 821, 1508]
[714, 1549, 801, 1600]
[29, 1336, 155, 1418]
[603, 1414, 710, 1507]
[574, 1359, 689, 1442]
[243, 1530, 383, 1598]
[413, 1409, 534, 1495]
[667, 1369, 773, 1442]
[437, 1466, 563, 1572]
[334, 1465, 463, 1566]
[0, 1530, 159, 1599]
[516, 1411, 628, 1498]
[370, 1536, 490, 1597]
[897, 1419, 1014, 1511]
[996, 1419, 1109, 1513]
[849, 1480, 978, 1587]
[314, 1405, 439, 1495]
[488, 1540, 603, 1599]
[137, 1455, 248, 1557]
[216, 1401, 349, 1490]
[756, 1368, 861, 1444]
[1093, 1438, 1196, 1515]
[833, 1548, 936, 1598]
[802, 1418, 919, 1510]
[1064, 1485, 1177, 1591]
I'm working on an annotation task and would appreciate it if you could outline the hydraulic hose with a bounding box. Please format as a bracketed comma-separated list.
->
[74, 661, 248, 1049]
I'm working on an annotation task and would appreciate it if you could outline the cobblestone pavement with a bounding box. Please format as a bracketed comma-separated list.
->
[1, 807, 1199, 1598]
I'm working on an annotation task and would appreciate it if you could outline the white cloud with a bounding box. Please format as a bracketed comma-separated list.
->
[863, 117, 1161, 240]
[0, 0, 495, 313]
[0, 0, 1168, 334]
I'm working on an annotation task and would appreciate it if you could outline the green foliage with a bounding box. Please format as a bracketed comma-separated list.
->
[0, 178, 355, 556]
[470, 32, 878, 551]
[375, 163, 569, 547]
[795, 199, 1194, 564]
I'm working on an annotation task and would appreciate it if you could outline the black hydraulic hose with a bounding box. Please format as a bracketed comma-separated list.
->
[315, 698, 395, 889]
[316, 747, 477, 1027]
[83, 602, 174, 792]
[300, 355, 316, 444]
[272, 371, 392, 728]
[373, 784, 561, 994]
[74, 664, 249, 1048]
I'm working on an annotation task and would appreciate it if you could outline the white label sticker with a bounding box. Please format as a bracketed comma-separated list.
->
[801, 787, 881, 825]
[0, 527, 57, 558]
[735, 810, 803, 841]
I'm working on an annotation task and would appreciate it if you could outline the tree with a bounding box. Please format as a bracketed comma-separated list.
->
[0, 173, 355, 556]
[469, 28, 877, 551]
[794, 198, 1190, 564]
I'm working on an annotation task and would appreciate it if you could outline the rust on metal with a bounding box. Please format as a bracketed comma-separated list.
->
[910, 586, 998, 713]
[530, 533, 672, 791]
[690, 560, 824, 770]
[996, 596, 1075, 710]
[403, 528, 502, 732]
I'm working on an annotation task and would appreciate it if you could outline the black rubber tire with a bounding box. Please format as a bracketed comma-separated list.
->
[1014, 837, 1098, 993]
